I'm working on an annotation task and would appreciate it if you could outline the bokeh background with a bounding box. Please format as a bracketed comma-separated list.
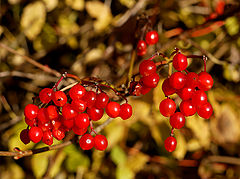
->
[1, 0, 240, 178]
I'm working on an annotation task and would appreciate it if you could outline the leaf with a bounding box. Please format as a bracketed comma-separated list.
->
[9, 162, 25, 179]
[86, 1, 112, 32]
[172, 130, 187, 159]
[42, 0, 58, 12]
[225, 16, 239, 36]
[20, 1, 46, 40]
[65, 0, 84, 11]
[119, 0, 136, 8]
[58, 12, 80, 36]
[49, 152, 66, 178]
[116, 165, 134, 179]
[110, 145, 127, 166]
[126, 152, 149, 173]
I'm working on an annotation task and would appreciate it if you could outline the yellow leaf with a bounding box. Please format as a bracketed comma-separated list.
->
[126, 152, 149, 173]
[119, 0, 136, 8]
[58, 12, 80, 36]
[65, 0, 84, 11]
[173, 130, 187, 159]
[42, 0, 58, 11]
[20, 1, 46, 40]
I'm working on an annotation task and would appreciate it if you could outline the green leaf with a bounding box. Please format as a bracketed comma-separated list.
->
[225, 17, 239, 36]
[110, 145, 127, 166]
[116, 165, 134, 179]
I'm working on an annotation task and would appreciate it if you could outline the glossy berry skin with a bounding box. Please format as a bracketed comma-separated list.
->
[95, 93, 109, 109]
[159, 98, 176, 117]
[139, 60, 157, 77]
[62, 103, 78, 120]
[180, 100, 196, 116]
[39, 88, 53, 104]
[37, 108, 50, 123]
[169, 72, 186, 89]
[87, 107, 104, 121]
[24, 104, 39, 119]
[38, 121, 52, 132]
[47, 105, 59, 120]
[141, 73, 160, 88]
[137, 40, 147, 56]
[173, 53, 188, 71]
[82, 91, 96, 108]
[71, 99, 87, 113]
[51, 117, 62, 130]
[177, 87, 194, 100]
[42, 131, 53, 145]
[69, 84, 86, 100]
[197, 102, 213, 119]
[62, 118, 74, 129]
[52, 91, 67, 107]
[185, 72, 199, 88]
[162, 78, 176, 96]
[191, 90, 208, 106]
[145, 30, 159, 45]
[130, 82, 151, 96]
[72, 126, 88, 135]
[52, 127, 65, 140]
[169, 112, 185, 129]
[25, 117, 37, 127]
[119, 103, 132, 120]
[20, 129, 30, 144]
[79, 134, 94, 150]
[29, 127, 43, 143]
[94, 135, 108, 151]
[105, 101, 120, 118]
[164, 136, 177, 152]
[198, 72, 213, 91]
[75, 113, 90, 129]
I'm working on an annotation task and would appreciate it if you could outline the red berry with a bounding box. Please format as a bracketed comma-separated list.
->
[62, 118, 74, 129]
[42, 131, 53, 145]
[177, 87, 194, 100]
[37, 108, 50, 123]
[79, 134, 94, 150]
[24, 104, 39, 119]
[173, 53, 188, 71]
[137, 40, 147, 56]
[119, 103, 132, 120]
[52, 91, 67, 107]
[198, 72, 213, 91]
[29, 127, 43, 143]
[71, 99, 87, 113]
[105, 101, 120, 118]
[51, 117, 62, 130]
[94, 135, 108, 151]
[141, 73, 160, 88]
[25, 117, 37, 127]
[69, 84, 86, 100]
[191, 90, 208, 106]
[169, 112, 185, 129]
[82, 91, 96, 108]
[75, 113, 90, 129]
[39, 88, 53, 104]
[62, 103, 78, 120]
[164, 136, 177, 152]
[38, 121, 52, 132]
[185, 72, 199, 88]
[52, 127, 65, 140]
[72, 126, 88, 135]
[46, 105, 59, 120]
[139, 60, 157, 76]
[95, 93, 109, 109]
[87, 107, 104, 121]
[20, 129, 30, 144]
[162, 78, 176, 96]
[169, 72, 186, 89]
[130, 81, 151, 96]
[197, 102, 213, 119]
[180, 100, 196, 116]
[145, 30, 159, 45]
[159, 98, 176, 117]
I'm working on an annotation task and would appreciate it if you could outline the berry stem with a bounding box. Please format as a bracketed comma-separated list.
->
[203, 55, 207, 72]
[170, 128, 174, 136]
[90, 121, 97, 135]
[170, 47, 180, 58]
[52, 73, 67, 90]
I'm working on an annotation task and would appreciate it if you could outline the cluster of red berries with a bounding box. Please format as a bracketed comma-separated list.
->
[20, 81, 132, 151]
[137, 30, 159, 56]
[159, 53, 213, 152]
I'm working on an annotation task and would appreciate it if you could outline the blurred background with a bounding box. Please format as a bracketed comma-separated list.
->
[1, 0, 240, 178]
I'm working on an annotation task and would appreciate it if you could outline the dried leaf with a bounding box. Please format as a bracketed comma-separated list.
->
[65, 0, 84, 11]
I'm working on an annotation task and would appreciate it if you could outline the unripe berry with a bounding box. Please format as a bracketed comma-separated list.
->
[20, 129, 30, 144]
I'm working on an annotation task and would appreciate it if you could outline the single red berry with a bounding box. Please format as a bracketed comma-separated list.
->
[191, 90, 208, 106]
[159, 98, 176, 117]
[164, 136, 177, 152]
[42, 131, 53, 145]
[24, 104, 39, 119]
[198, 72, 213, 91]
[169, 72, 186, 89]
[62, 103, 78, 120]
[95, 93, 109, 109]
[51, 117, 62, 130]
[46, 105, 59, 120]
[94, 135, 108, 151]
[39, 88, 53, 104]
[79, 134, 94, 150]
[129, 82, 151, 96]
[145, 30, 159, 45]
[72, 126, 88, 135]
[141, 85, 152, 95]
[75, 113, 90, 129]
[37, 108, 50, 123]
[38, 121, 52, 132]
[139, 60, 157, 76]
[62, 118, 74, 129]
[105, 101, 120, 118]
[141, 73, 160, 88]
[87, 107, 104, 121]
[162, 78, 176, 96]
[52, 91, 67, 107]
[25, 117, 37, 127]
[69, 84, 86, 100]
[169, 112, 185, 129]
[177, 87, 194, 100]
[52, 127, 65, 140]
[173, 53, 188, 71]
[82, 91, 96, 108]
[137, 40, 147, 56]
[185, 72, 199, 88]
[197, 102, 213, 119]
[71, 99, 87, 113]
[20, 129, 30, 144]
[180, 100, 196, 116]
[119, 103, 132, 120]
[28, 127, 43, 143]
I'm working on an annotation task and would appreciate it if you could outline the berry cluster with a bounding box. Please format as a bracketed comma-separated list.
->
[137, 30, 159, 56]
[160, 53, 213, 152]
[20, 76, 132, 151]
